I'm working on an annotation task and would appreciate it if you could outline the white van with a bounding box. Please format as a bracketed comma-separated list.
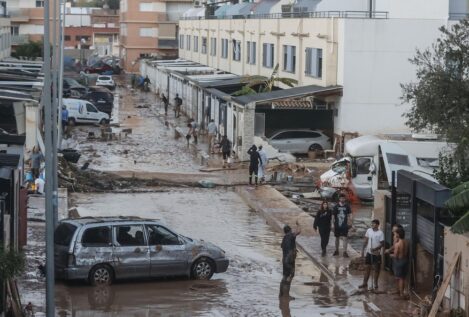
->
[320, 135, 450, 200]
[63, 98, 109, 125]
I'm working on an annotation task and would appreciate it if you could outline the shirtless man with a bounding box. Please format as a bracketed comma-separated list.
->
[390, 227, 409, 299]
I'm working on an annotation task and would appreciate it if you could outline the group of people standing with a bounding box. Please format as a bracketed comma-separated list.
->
[281, 195, 409, 300]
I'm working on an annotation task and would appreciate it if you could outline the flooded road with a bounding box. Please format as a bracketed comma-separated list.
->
[55, 188, 370, 316]
[68, 84, 201, 174]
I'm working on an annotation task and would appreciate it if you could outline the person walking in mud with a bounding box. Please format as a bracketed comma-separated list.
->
[280, 222, 301, 299]
[220, 135, 232, 168]
[359, 219, 384, 291]
[313, 201, 333, 257]
[247, 145, 261, 186]
[189, 118, 198, 144]
[174, 94, 182, 118]
[332, 194, 352, 257]
[161, 93, 169, 115]
[207, 119, 217, 154]
[257, 145, 268, 183]
[30, 146, 44, 179]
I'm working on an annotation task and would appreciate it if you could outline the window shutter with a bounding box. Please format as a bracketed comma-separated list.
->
[263, 43, 267, 67]
[252, 42, 256, 65]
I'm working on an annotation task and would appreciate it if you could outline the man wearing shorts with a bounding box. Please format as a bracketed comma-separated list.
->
[280, 223, 301, 299]
[247, 145, 261, 186]
[359, 219, 384, 290]
[391, 227, 409, 299]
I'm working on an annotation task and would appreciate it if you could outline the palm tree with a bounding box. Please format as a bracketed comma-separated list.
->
[446, 181, 469, 233]
[232, 63, 298, 96]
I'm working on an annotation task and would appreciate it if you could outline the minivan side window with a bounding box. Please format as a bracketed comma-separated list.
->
[116, 225, 146, 246]
[86, 103, 97, 112]
[55, 223, 77, 246]
[82, 226, 111, 247]
[146, 225, 180, 245]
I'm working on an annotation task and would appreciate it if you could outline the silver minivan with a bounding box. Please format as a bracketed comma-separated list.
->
[54, 217, 229, 285]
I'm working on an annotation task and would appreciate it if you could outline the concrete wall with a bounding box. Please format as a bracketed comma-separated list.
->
[0, 17, 11, 59]
[443, 229, 469, 314]
[335, 18, 446, 136]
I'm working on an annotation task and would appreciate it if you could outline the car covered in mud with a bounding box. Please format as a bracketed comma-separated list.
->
[54, 217, 229, 285]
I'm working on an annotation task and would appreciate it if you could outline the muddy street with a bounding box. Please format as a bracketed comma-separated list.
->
[53, 188, 370, 317]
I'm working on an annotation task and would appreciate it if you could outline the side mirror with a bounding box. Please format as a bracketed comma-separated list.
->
[369, 162, 377, 175]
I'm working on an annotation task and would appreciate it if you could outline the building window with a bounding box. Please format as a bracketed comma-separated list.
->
[140, 28, 156, 37]
[283, 45, 296, 73]
[210, 37, 216, 56]
[305, 48, 323, 78]
[201, 37, 207, 54]
[262, 43, 274, 68]
[11, 26, 19, 36]
[194, 36, 198, 52]
[35, 0, 45, 7]
[221, 39, 228, 59]
[247, 41, 256, 65]
[75, 36, 90, 42]
[186, 35, 191, 50]
[232, 40, 241, 61]
[179, 34, 184, 49]
[64, 35, 71, 41]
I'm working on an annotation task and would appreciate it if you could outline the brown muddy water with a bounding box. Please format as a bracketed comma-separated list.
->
[52, 188, 370, 317]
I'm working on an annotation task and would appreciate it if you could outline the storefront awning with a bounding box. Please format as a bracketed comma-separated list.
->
[271, 100, 313, 110]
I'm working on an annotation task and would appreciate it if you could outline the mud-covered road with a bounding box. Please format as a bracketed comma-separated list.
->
[53, 189, 370, 317]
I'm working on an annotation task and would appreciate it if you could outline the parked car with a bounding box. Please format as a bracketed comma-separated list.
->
[63, 78, 87, 98]
[54, 217, 229, 285]
[83, 86, 114, 115]
[63, 98, 110, 125]
[84, 61, 113, 74]
[268, 129, 331, 154]
[96, 75, 116, 90]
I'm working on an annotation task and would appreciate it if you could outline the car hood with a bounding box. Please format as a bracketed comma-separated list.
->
[183, 236, 225, 257]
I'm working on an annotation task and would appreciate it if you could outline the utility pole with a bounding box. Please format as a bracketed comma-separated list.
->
[52, 0, 59, 228]
[43, 0, 55, 315]
[57, 0, 65, 147]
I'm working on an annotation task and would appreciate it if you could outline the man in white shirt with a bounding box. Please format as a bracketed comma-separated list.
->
[359, 219, 384, 291]
[207, 119, 218, 153]
[34, 177, 45, 195]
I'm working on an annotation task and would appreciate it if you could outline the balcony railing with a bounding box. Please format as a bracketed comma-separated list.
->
[11, 35, 29, 45]
[181, 10, 389, 20]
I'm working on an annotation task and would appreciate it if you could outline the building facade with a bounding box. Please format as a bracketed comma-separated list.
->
[119, 0, 192, 72]
[64, 7, 120, 57]
[0, 4, 11, 59]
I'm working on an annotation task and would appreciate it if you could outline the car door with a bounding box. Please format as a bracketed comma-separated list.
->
[351, 157, 373, 199]
[112, 225, 150, 279]
[74, 225, 114, 268]
[288, 131, 309, 153]
[146, 224, 189, 277]
[85, 102, 100, 122]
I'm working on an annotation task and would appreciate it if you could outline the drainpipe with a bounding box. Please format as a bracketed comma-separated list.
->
[369, 0, 373, 18]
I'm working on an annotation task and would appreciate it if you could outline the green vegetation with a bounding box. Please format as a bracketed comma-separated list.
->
[0, 248, 25, 280]
[11, 41, 43, 60]
[232, 64, 298, 96]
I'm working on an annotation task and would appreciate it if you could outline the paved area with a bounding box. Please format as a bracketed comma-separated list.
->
[237, 185, 418, 317]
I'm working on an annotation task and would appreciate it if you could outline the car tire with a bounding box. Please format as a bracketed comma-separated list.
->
[99, 118, 109, 125]
[68, 118, 76, 126]
[309, 144, 323, 152]
[191, 257, 214, 280]
[89, 264, 114, 286]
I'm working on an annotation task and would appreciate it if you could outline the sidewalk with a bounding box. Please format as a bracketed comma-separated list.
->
[237, 185, 417, 317]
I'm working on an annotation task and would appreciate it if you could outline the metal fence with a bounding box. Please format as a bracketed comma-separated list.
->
[181, 10, 389, 21]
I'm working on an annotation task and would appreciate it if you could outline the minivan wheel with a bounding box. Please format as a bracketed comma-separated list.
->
[192, 257, 214, 280]
[89, 264, 114, 286]
[99, 118, 109, 125]
[309, 144, 323, 152]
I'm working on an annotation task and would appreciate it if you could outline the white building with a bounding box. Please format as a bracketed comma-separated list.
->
[0, 8, 11, 59]
[142, 0, 469, 159]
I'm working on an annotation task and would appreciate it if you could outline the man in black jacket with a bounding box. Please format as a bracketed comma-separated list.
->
[247, 145, 261, 186]
[280, 222, 301, 299]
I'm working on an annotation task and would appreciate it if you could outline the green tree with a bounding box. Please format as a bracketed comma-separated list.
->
[11, 41, 43, 60]
[401, 20, 469, 187]
[232, 63, 298, 96]
[445, 181, 469, 233]
[0, 248, 25, 280]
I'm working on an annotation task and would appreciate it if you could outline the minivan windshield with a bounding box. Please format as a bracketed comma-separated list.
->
[54, 223, 77, 246]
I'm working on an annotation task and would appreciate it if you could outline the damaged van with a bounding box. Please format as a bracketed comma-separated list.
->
[320, 135, 449, 201]
[55, 217, 229, 285]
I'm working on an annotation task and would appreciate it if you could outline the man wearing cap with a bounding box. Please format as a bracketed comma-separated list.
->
[280, 222, 301, 299]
